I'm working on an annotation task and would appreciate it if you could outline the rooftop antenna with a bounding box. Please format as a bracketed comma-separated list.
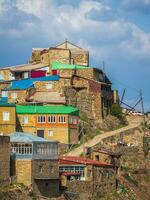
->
[65, 38, 68, 49]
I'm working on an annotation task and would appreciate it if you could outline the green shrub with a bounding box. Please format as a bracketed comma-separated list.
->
[110, 103, 122, 118]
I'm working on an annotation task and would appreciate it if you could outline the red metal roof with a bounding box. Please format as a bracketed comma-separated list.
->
[59, 156, 112, 167]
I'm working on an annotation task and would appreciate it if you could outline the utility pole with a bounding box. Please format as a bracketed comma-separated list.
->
[140, 89, 146, 126]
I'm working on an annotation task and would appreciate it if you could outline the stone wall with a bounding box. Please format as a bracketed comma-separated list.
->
[65, 165, 116, 198]
[71, 50, 89, 66]
[8, 90, 27, 104]
[0, 136, 10, 185]
[15, 159, 32, 186]
[32, 159, 59, 198]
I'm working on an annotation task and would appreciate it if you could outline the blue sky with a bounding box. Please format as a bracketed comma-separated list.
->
[0, 0, 150, 111]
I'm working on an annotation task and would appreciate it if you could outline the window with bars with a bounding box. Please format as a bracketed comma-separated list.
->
[59, 166, 85, 177]
[37, 116, 46, 123]
[58, 116, 66, 123]
[48, 116, 56, 123]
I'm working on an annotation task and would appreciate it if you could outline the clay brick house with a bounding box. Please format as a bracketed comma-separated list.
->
[1, 75, 59, 104]
[0, 136, 10, 186]
[51, 62, 113, 121]
[0, 67, 14, 81]
[31, 40, 89, 69]
[10, 63, 50, 80]
[10, 132, 59, 198]
[16, 105, 79, 146]
[0, 102, 16, 135]
[59, 156, 116, 197]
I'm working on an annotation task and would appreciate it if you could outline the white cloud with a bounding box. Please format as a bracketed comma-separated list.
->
[0, 0, 150, 61]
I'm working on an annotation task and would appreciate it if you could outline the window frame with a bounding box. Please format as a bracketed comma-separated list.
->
[37, 115, 46, 123]
[3, 111, 10, 121]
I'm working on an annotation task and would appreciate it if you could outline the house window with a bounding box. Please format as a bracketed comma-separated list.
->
[46, 83, 52, 89]
[69, 116, 72, 124]
[11, 92, 17, 99]
[58, 116, 66, 123]
[37, 116, 46, 123]
[2, 91, 8, 97]
[22, 116, 28, 124]
[48, 116, 56, 123]
[48, 130, 54, 137]
[73, 117, 77, 124]
[0, 73, 4, 80]
[3, 111, 9, 121]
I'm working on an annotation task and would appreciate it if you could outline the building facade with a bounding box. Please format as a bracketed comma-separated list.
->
[16, 105, 79, 145]
[0, 102, 16, 135]
[59, 156, 116, 198]
[10, 132, 59, 198]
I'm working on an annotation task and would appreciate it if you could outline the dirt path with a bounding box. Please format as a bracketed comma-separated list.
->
[66, 116, 143, 156]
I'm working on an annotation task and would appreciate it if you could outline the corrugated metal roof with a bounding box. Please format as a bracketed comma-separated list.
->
[59, 156, 112, 167]
[16, 105, 79, 115]
[10, 132, 46, 142]
[10, 132, 57, 143]
[0, 101, 16, 107]
[29, 92, 66, 104]
[10, 63, 49, 72]
[52, 62, 90, 70]
[4, 75, 59, 90]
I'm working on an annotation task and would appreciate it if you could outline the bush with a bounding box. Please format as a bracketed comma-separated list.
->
[110, 103, 123, 118]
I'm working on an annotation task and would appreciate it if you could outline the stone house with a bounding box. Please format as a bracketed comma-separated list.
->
[51, 62, 113, 121]
[10, 132, 59, 198]
[0, 136, 10, 186]
[59, 156, 116, 197]
[10, 63, 50, 80]
[0, 102, 16, 135]
[16, 105, 79, 146]
[0, 67, 14, 81]
[1, 75, 59, 104]
[31, 40, 89, 68]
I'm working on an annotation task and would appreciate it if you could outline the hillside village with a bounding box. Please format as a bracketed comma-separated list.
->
[0, 40, 150, 200]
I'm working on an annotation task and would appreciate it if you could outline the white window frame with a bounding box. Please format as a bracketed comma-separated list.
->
[11, 92, 17, 99]
[48, 116, 56, 123]
[46, 83, 52, 89]
[58, 116, 66, 123]
[22, 116, 28, 124]
[37, 115, 46, 123]
[2, 91, 8, 97]
[0, 73, 4, 80]
[48, 130, 54, 137]
[3, 111, 10, 121]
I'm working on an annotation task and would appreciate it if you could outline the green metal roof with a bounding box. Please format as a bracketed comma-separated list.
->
[16, 105, 79, 115]
[52, 62, 91, 70]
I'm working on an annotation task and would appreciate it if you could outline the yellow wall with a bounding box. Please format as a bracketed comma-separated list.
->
[17, 114, 69, 144]
[0, 106, 16, 134]
[16, 159, 32, 186]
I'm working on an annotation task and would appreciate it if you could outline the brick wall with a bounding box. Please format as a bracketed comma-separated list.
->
[32, 159, 59, 198]
[0, 136, 10, 184]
